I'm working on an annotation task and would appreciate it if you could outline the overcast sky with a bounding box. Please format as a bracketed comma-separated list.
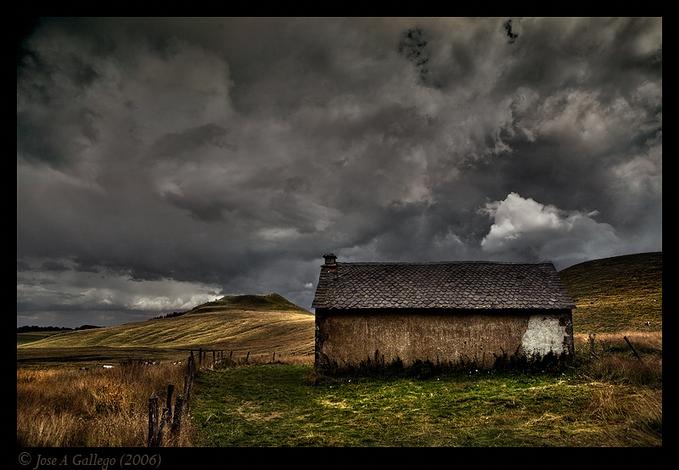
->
[17, 17, 662, 327]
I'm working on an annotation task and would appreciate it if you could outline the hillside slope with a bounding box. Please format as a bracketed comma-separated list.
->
[560, 252, 662, 333]
[19, 294, 315, 355]
[186, 293, 310, 315]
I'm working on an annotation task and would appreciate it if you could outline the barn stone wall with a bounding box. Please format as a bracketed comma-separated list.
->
[315, 310, 573, 372]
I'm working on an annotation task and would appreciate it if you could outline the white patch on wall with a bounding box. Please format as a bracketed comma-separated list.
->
[521, 315, 568, 357]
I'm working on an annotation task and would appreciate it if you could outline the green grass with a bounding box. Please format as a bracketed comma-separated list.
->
[560, 252, 662, 333]
[191, 364, 660, 447]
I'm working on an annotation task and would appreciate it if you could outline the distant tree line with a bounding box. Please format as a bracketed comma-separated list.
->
[16, 325, 101, 332]
[151, 311, 187, 320]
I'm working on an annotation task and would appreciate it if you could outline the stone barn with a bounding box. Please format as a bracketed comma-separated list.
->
[312, 254, 575, 373]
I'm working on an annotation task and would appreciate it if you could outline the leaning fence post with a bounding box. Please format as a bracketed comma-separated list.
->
[148, 393, 159, 447]
[166, 384, 174, 422]
[623, 336, 642, 360]
[246, 351, 250, 363]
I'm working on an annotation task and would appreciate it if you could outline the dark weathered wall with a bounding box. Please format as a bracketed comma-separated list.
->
[315, 309, 573, 371]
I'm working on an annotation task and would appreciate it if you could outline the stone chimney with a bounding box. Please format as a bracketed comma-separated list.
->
[322, 253, 337, 269]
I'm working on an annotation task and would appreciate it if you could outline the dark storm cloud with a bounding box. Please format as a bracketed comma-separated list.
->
[17, 17, 661, 326]
[40, 260, 70, 272]
[147, 124, 232, 161]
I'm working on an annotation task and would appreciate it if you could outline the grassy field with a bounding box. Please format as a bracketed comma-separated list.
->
[16, 346, 190, 368]
[17, 361, 194, 447]
[18, 294, 314, 360]
[19, 309, 314, 356]
[190, 340, 661, 447]
[560, 252, 662, 333]
[17, 333, 660, 447]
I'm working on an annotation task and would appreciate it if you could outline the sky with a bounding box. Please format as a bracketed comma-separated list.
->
[17, 17, 662, 327]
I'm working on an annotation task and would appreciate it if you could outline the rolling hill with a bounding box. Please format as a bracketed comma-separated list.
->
[18, 293, 315, 356]
[185, 293, 307, 315]
[559, 252, 662, 333]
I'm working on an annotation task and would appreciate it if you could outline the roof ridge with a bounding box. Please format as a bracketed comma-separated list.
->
[337, 261, 555, 266]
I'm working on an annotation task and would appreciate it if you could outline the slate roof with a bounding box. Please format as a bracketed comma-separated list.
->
[312, 261, 575, 310]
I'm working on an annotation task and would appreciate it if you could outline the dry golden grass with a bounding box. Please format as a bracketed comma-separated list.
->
[581, 355, 662, 387]
[574, 331, 661, 387]
[574, 331, 662, 355]
[17, 362, 195, 447]
[19, 310, 315, 356]
[586, 385, 661, 446]
[222, 352, 313, 366]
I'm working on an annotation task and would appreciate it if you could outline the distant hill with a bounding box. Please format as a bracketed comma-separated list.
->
[187, 293, 310, 315]
[18, 293, 314, 354]
[559, 252, 662, 333]
[150, 293, 310, 320]
[17, 325, 102, 345]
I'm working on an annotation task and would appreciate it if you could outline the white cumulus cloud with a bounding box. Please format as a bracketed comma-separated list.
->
[480, 192, 622, 267]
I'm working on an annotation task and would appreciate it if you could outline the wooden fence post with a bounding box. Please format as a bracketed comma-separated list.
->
[212, 350, 216, 366]
[199, 348, 203, 368]
[171, 394, 185, 436]
[148, 394, 159, 447]
[272, 352, 276, 362]
[166, 384, 174, 422]
[623, 336, 642, 360]
[246, 351, 250, 363]
[156, 407, 169, 446]
[186, 355, 192, 379]
[229, 350, 233, 363]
